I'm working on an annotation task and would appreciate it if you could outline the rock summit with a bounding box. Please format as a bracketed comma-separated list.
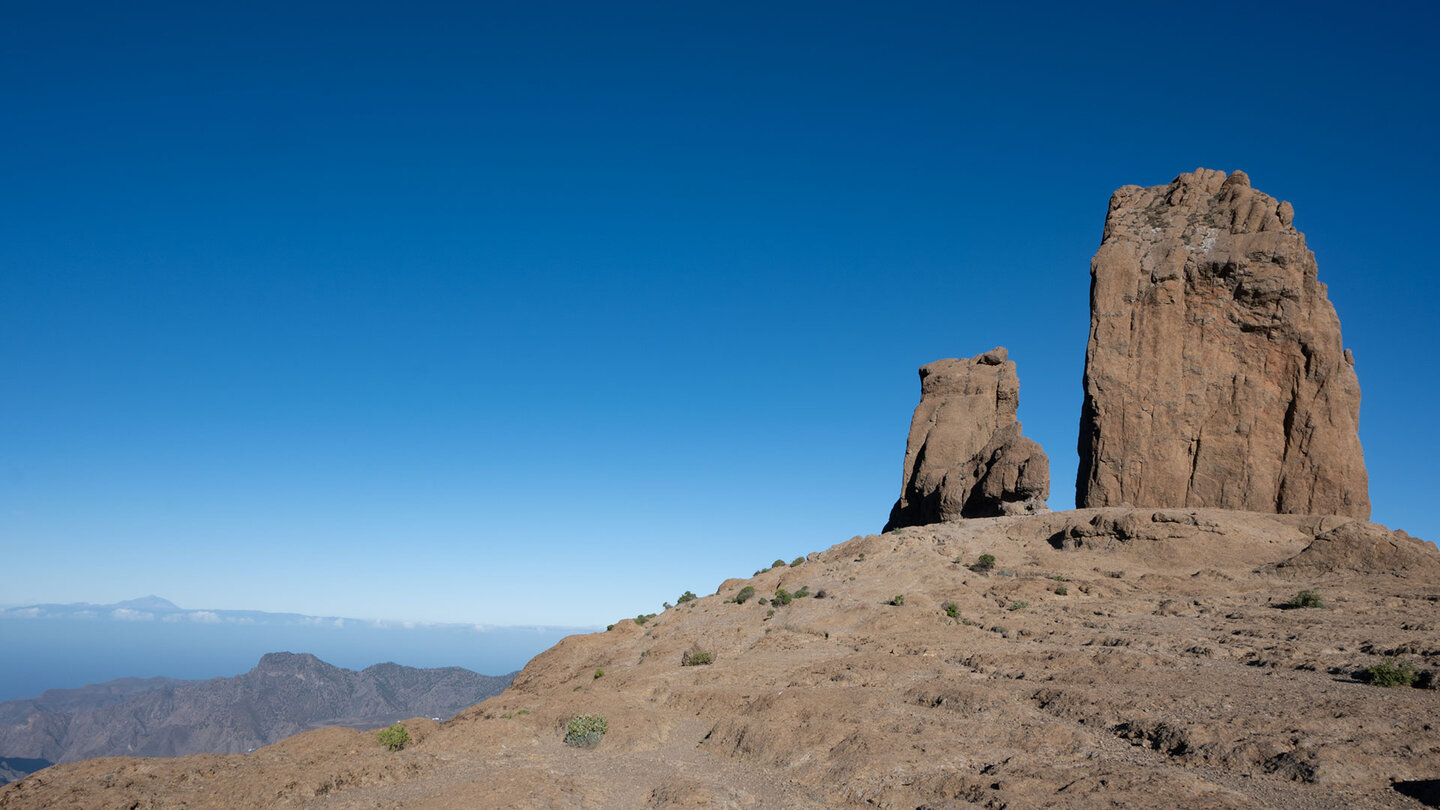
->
[885, 347, 1049, 530]
[1077, 169, 1369, 518]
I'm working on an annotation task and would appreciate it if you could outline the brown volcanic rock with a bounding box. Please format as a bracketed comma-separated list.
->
[885, 347, 1049, 530]
[1077, 169, 1369, 518]
[5, 511, 1439, 809]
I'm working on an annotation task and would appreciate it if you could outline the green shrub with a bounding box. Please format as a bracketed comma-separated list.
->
[676, 590, 697, 604]
[563, 714, 608, 747]
[943, 602, 959, 619]
[793, 585, 811, 598]
[773, 588, 793, 606]
[634, 613, 656, 625]
[766, 608, 775, 617]
[1054, 585, 1068, 596]
[1287, 589, 1324, 609]
[790, 556, 804, 567]
[772, 559, 786, 569]
[593, 668, 604, 679]
[681, 649, 713, 666]
[376, 723, 410, 752]
[758, 597, 769, 605]
[887, 594, 905, 606]
[1007, 600, 1028, 612]
[970, 554, 996, 573]
[734, 586, 756, 604]
[1362, 658, 1418, 687]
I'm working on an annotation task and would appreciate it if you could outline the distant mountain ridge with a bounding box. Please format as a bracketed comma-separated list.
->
[0, 652, 514, 784]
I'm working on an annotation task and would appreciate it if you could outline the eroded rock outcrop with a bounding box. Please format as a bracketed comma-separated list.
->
[885, 347, 1049, 530]
[1077, 169, 1369, 518]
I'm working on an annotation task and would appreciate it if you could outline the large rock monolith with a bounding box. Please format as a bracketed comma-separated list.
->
[885, 347, 1049, 531]
[1077, 168, 1369, 518]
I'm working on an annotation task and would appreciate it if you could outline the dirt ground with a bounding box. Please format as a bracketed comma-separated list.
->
[4, 508, 1438, 809]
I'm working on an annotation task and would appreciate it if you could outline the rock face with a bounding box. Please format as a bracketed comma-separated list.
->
[1077, 168, 1369, 518]
[885, 347, 1049, 530]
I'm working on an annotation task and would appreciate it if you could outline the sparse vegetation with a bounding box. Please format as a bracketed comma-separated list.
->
[593, 668, 604, 679]
[734, 586, 756, 604]
[887, 594, 905, 606]
[793, 585, 811, 598]
[1361, 658, 1418, 687]
[758, 597, 769, 605]
[970, 554, 996, 573]
[790, 556, 804, 567]
[681, 649, 714, 666]
[1054, 585, 1068, 596]
[1287, 589, 1324, 609]
[563, 714, 608, 747]
[634, 613, 656, 625]
[376, 723, 410, 752]
[676, 590, 697, 604]
[943, 602, 959, 619]
[772, 559, 786, 569]
[773, 588, 794, 606]
[1007, 600, 1028, 612]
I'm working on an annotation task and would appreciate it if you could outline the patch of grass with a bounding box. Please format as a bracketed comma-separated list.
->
[733, 586, 756, 604]
[593, 668, 604, 679]
[773, 588, 793, 606]
[886, 594, 905, 606]
[1286, 589, 1324, 609]
[969, 554, 996, 574]
[943, 602, 959, 619]
[376, 723, 410, 752]
[676, 590, 697, 604]
[765, 608, 775, 618]
[1361, 658, 1418, 687]
[563, 714, 608, 747]
[1007, 600, 1028, 612]
[681, 649, 713, 666]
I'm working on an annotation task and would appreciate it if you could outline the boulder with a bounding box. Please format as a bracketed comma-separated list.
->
[885, 348, 1049, 530]
[1076, 169, 1369, 518]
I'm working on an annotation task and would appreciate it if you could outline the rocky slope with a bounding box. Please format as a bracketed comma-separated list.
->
[1078, 169, 1369, 518]
[5, 510, 1437, 809]
[0, 654, 512, 784]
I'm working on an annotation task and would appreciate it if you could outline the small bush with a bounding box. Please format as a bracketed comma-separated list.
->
[1287, 589, 1324, 609]
[887, 594, 905, 606]
[1054, 585, 1068, 596]
[793, 585, 811, 598]
[758, 596, 769, 605]
[773, 588, 793, 606]
[681, 649, 713, 666]
[606, 624, 614, 631]
[734, 586, 756, 604]
[943, 602, 959, 619]
[772, 559, 786, 569]
[970, 554, 996, 573]
[790, 556, 804, 567]
[677, 590, 697, 604]
[766, 608, 775, 617]
[634, 613, 656, 625]
[1007, 600, 1028, 612]
[376, 723, 410, 752]
[593, 668, 604, 679]
[1362, 658, 1418, 687]
[563, 714, 608, 747]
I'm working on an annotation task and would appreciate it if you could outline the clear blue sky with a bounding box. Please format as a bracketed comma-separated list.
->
[4, 1, 1436, 626]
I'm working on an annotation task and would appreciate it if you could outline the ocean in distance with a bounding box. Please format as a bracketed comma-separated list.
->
[0, 597, 591, 701]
